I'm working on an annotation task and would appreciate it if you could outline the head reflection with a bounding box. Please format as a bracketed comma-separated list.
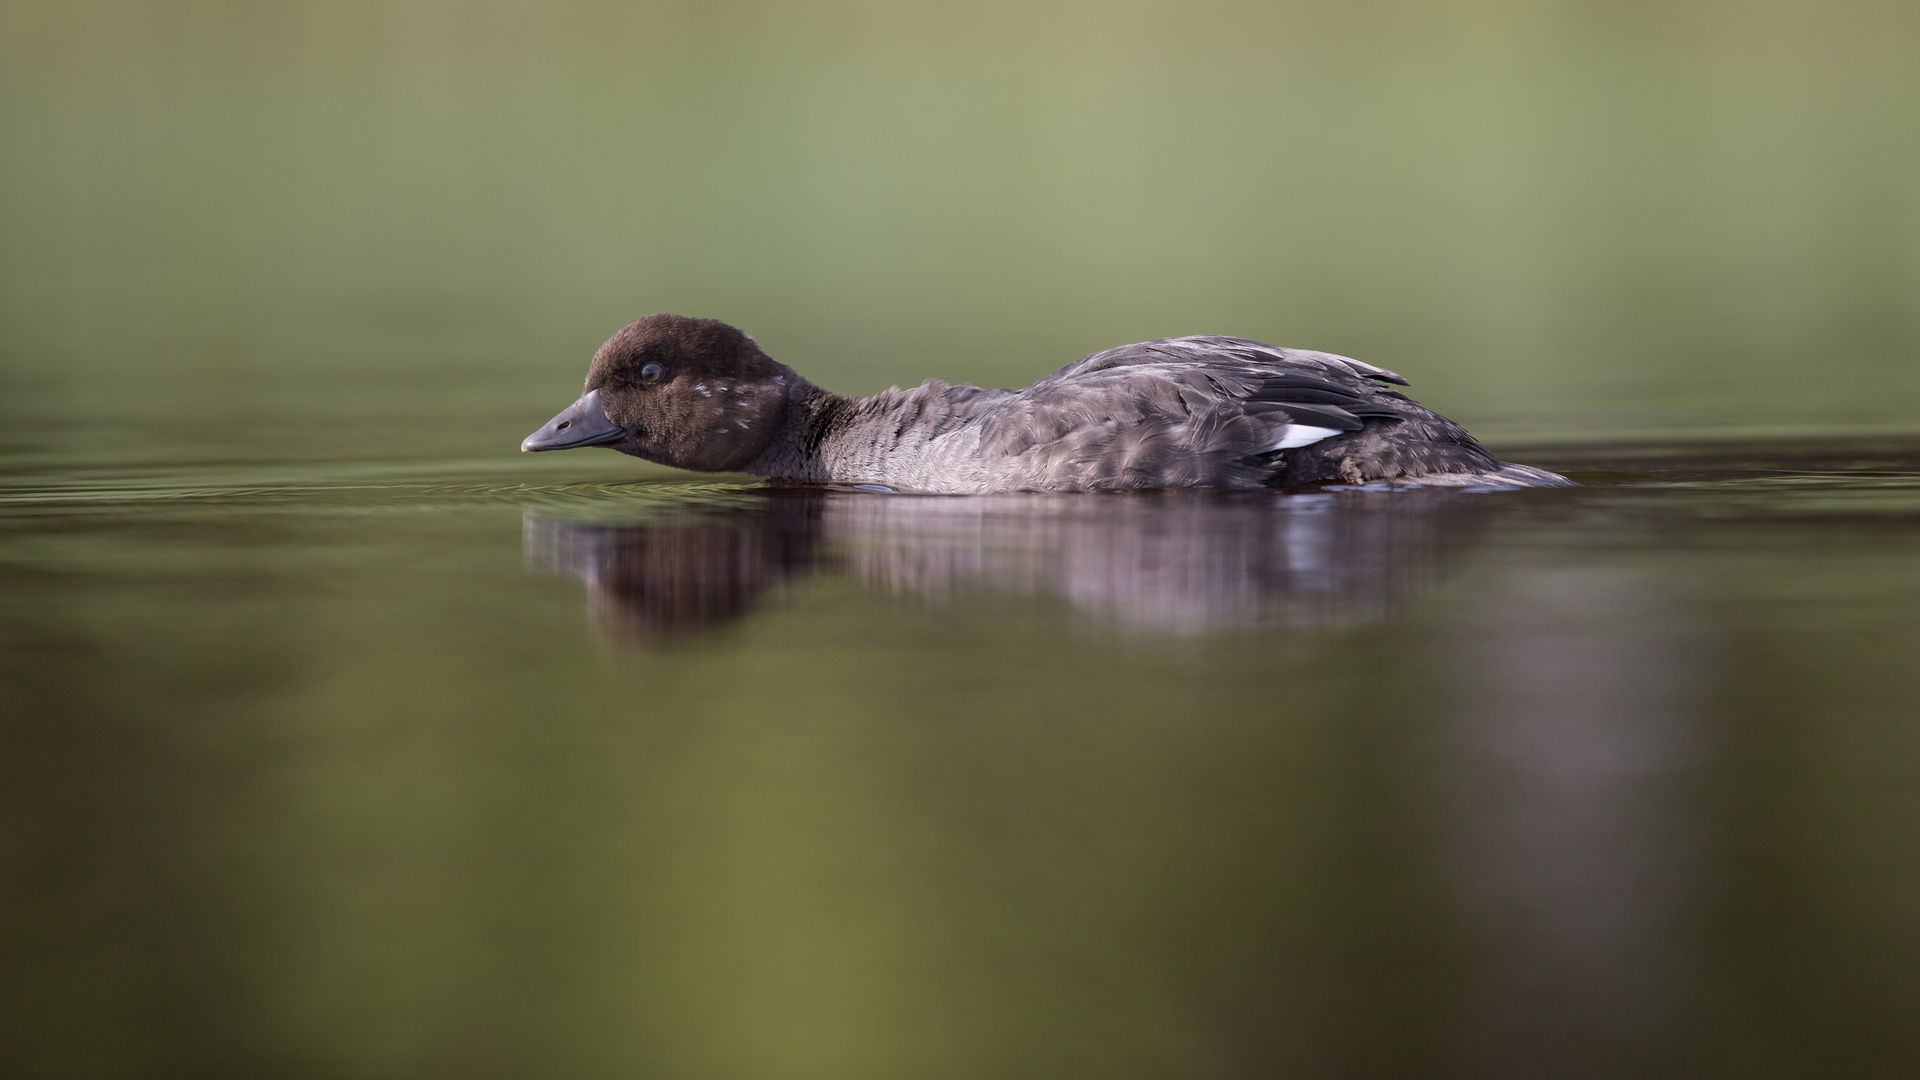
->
[527, 489, 1493, 641]
[524, 495, 823, 642]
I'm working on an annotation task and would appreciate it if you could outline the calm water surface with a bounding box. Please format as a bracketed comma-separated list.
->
[3, 436, 1918, 1078]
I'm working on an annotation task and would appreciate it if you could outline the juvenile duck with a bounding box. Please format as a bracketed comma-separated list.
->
[521, 314, 1571, 492]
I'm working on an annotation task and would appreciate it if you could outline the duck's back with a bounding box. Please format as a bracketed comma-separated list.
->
[948, 337, 1552, 491]
[815, 337, 1568, 492]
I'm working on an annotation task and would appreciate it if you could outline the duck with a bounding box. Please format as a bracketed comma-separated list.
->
[520, 314, 1572, 493]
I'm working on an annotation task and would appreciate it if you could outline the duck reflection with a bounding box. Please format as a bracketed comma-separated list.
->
[526, 488, 1495, 640]
[524, 494, 825, 641]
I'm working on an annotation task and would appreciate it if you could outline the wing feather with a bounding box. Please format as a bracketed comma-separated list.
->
[970, 336, 1419, 489]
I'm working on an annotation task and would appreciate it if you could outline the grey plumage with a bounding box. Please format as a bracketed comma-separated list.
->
[522, 316, 1573, 493]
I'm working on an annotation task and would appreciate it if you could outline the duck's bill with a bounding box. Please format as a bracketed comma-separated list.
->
[521, 389, 627, 452]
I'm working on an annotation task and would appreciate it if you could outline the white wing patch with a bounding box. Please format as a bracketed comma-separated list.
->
[1269, 424, 1343, 450]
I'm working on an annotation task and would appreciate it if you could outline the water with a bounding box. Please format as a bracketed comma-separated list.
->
[5, 440, 1919, 1077]
[5, 2, 1920, 1077]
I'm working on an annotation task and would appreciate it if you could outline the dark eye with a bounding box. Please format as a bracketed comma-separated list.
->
[640, 362, 665, 384]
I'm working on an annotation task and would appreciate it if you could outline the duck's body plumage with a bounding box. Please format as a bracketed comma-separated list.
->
[744, 336, 1567, 492]
[521, 316, 1572, 492]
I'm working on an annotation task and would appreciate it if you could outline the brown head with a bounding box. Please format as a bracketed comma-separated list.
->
[521, 315, 795, 472]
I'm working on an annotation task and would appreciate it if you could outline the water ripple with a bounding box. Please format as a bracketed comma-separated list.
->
[0, 474, 768, 519]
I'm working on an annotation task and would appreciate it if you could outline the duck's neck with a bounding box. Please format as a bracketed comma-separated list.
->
[741, 378, 860, 482]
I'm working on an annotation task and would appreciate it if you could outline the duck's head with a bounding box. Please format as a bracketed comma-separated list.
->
[521, 314, 795, 472]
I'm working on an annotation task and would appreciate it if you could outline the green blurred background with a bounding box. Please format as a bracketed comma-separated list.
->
[4, 3, 1920, 1079]
[4, 0, 1917, 467]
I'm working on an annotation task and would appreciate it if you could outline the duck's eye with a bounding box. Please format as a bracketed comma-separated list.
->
[640, 362, 665, 384]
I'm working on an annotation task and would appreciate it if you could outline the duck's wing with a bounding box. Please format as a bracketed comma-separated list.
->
[971, 337, 1421, 489]
[1056, 336, 1410, 387]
